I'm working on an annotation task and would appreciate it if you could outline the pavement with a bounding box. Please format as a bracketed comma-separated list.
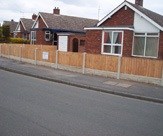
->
[0, 57, 163, 104]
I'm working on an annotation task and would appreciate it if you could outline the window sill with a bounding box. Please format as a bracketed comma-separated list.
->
[102, 52, 122, 57]
[132, 55, 158, 59]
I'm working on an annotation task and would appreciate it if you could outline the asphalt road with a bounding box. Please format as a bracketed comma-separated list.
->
[0, 69, 163, 136]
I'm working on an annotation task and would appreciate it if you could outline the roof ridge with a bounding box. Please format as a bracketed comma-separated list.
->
[127, 1, 163, 17]
[39, 12, 98, 21]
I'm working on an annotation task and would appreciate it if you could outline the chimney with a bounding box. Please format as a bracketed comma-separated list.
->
[53, 7, 60, 15]
[135, 0, 143, 6]
[32, 14, 37, 20]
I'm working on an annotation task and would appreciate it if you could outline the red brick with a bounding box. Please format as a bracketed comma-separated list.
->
[101, 6, 134, 26]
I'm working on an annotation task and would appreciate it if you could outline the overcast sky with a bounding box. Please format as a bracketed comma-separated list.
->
[0, 0, 162, 25]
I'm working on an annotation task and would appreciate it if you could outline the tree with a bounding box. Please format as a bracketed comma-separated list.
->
[2, 25, 10, 41]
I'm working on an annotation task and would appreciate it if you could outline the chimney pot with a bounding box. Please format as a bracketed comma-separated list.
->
[135, 0, 143, 6]
[53, 7, 60, 15]
[32, 14, 37, 20]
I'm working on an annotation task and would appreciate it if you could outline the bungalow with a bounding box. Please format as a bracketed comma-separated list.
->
[14, 14, 37, 40]
[84, 0, 163, 59]
[31, 8, 98, 52]
[3, 19, 18, 37]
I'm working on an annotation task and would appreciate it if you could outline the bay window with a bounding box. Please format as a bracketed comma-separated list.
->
[102, 31, 123, 56]
[132, 33, 159, 58]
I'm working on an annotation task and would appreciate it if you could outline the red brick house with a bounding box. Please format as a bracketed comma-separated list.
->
[14, 14, 37, 40]
[85, 0, 163, 59]
[3, 19, 18, 37]
[30, 8, 98, 52]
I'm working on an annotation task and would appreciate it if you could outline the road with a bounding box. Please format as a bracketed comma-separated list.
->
[0, 69, 163, 136]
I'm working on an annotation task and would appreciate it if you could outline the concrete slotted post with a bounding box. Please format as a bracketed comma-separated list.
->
[19, 46, 22, 61]
[82, 52, 86, 74]
[35, 48, 37, 65]
[117, 56, 121, 79]
[56, 50, 58, 69]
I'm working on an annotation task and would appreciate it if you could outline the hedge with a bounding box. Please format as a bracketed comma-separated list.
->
[10, 38, 30, 44]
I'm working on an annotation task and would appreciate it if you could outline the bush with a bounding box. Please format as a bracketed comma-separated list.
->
[10, 38, 30, 44]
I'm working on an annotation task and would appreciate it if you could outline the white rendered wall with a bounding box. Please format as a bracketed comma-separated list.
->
[134, 13, 159, 33]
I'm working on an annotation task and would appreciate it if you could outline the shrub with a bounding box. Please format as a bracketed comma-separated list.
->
[10, 38, 30, 44]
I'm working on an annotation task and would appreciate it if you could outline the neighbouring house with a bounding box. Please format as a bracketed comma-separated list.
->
[14, 14, 37, 40]
[3, 19, 18, 37]
[30, 8, 98, 52]
[84, 0, 163, 59]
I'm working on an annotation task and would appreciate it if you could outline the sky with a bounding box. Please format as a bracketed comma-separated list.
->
[0, 0, 162, 25]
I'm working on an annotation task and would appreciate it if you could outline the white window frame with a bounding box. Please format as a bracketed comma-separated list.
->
[101, 31, 124, 56]
[45, 31, 51, 41]
[31, 31, 36, 45]
[132, 32, 159, 58]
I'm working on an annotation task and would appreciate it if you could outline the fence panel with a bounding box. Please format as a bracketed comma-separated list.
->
[1, 45, 8, 55]
[58, 51, 83, 67]
[85, 54, 119, 72]
[37, 49, 56, 63]
[21, 47, 35, 60]
[10, 46, 20, 57]
[121, 57, 163, 78]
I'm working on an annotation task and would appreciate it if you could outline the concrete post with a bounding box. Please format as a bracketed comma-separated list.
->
[19, 46, 22, 61]
[56, 50, 58, 69]
[117, 56, 121, 79]
[8, 45, 11, 58]
[35, 48, 37, 65]
[82, 52, 86, 74]
[161, 66, 163, 86]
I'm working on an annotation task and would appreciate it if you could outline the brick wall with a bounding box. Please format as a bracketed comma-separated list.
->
[100, 6, 134, 26]
[69, 35, 86, 52]
[158, 31, 163, 59]
[36, 30, 52, 45]
[85, 30, 102, 54]
[38, 16, 47, 28]
[20, 22, 25, 31]
[123, 30, 133, 57]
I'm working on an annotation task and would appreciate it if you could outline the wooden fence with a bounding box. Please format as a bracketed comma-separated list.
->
[121, 57, 163, 78]
[85, 54, 119, 72]
[0, 43, 163, 85]
[58, 51, 83, 67]
[37, 49, 56, 63]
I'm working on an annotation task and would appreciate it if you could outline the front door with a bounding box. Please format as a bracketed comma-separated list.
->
[73, 38, 78, 52]
[58, 36, 68, 52]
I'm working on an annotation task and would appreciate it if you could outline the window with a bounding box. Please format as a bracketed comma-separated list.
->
[102, 31, 123, 56]
[31, 31, 36, 45]
[53, 33, 57, 46]
[23, 33, 27, 40]
[45, 31, 50, 41]
[132, 33, 159, 58]
[80, 40, 85, 46]
[14, 33, 17, 38]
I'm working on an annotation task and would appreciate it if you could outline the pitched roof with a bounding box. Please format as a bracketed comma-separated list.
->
[3, 20, 18, 33]
[127, 1, 163, 27]
[37, 12, 98, 32]
[97, 1, 163, 30]
[20, 18, 34, 32]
